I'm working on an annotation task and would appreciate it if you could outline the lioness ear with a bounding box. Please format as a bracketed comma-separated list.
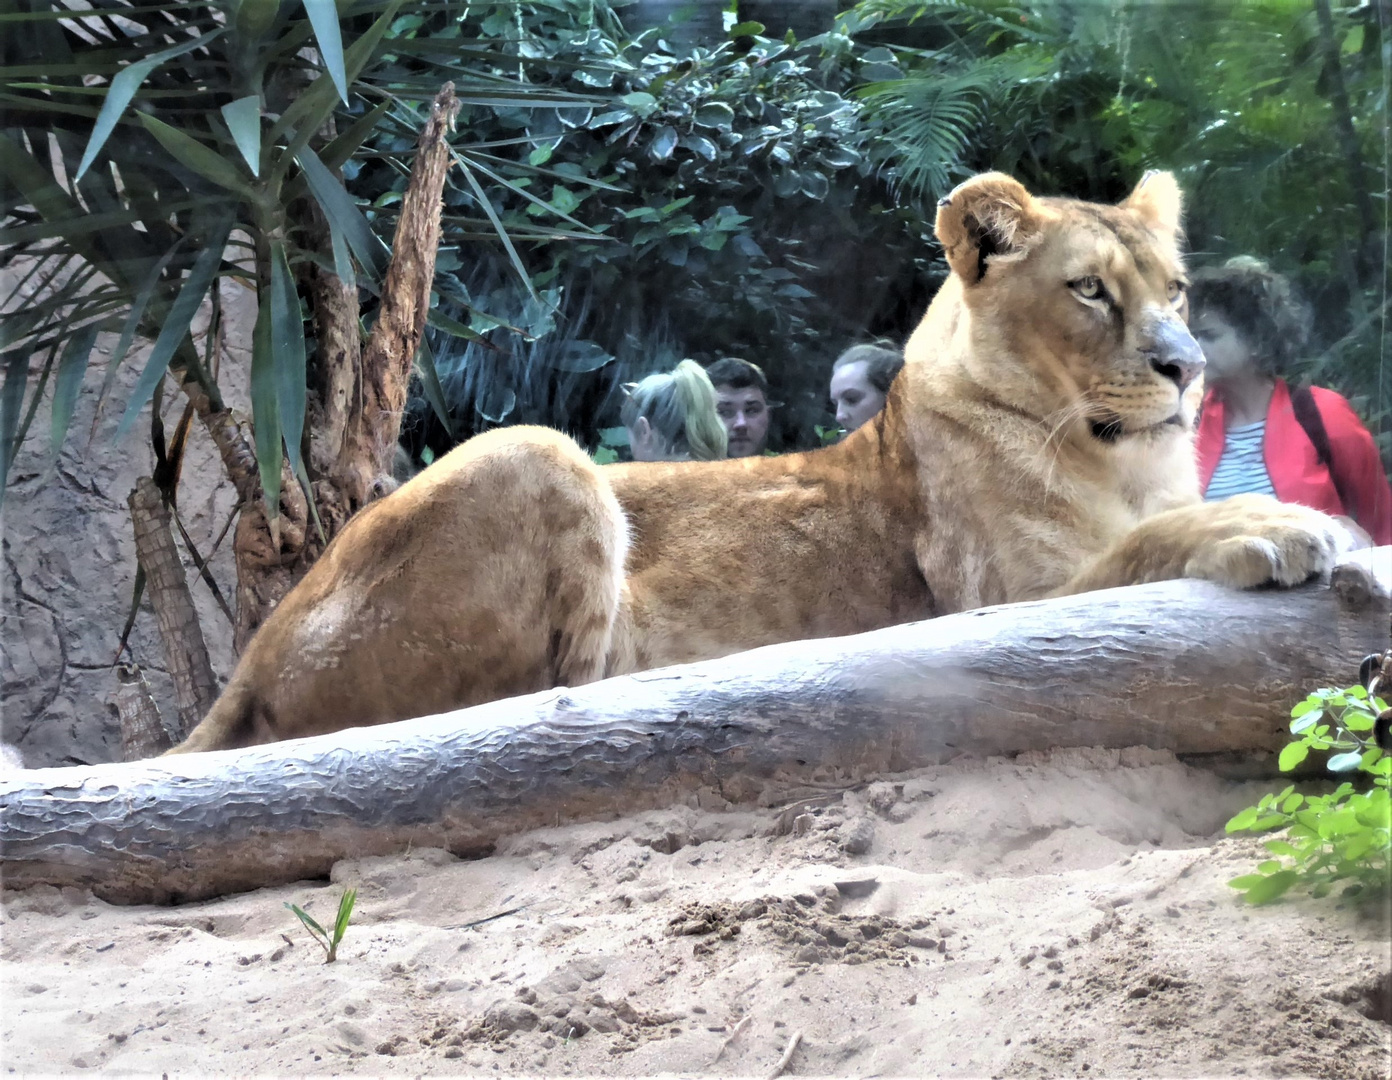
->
[935, 173, 1040, 286]
[1122, 170, 1183, 236]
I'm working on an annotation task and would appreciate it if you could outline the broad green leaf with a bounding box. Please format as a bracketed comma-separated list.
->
[220, 95, 262, 177]
[250, 299, 283, 525]
[1225, 806, 1259, 833]
[649, 125, 678, 161]
[1318, 810, 1363, 838]
[269, 241, 307, 479]
[1341, 833, 1378, 863]
[1263, 839, 1301, 858]
[415, 337, 453, 437]
[50, 325, 98, 456]
[116, 230, 229, 438]
[302, 0, 349, 104]
[1327, 751, 1364, 773]
[1343, 708, 1376, 732]
[1280, 791, 1304, 813]
[1290, 710, 1322, 733]
[1227, 873, 1266, 891]
[694, 101, 735, 129]
[621, 91, 657, 118]
[1278, 742, 1310, 772]
[137, 113, 253, 197]
[1291, 698, 1321, 718]
[295, 145, 388, 282]
[75, 27, 225, 181]
[1242, 870, 1298, 905]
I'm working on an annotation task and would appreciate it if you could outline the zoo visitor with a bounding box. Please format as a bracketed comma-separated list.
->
[706, 357, 774, 458]
[829, 341, 905, 435]
[1191, 257, 1392, 546]
[620, 359, 728, 462]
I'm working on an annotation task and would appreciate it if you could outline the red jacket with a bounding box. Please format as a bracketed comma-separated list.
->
[1196, 379, 1392, 547]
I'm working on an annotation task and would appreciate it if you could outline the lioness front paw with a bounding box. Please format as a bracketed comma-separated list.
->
[1182, 496, 1355, 589]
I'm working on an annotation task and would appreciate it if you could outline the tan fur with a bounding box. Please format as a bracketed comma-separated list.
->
[172, 171, 1351, 752]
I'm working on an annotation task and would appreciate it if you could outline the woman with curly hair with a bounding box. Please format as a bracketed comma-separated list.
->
[1192, 256, 1390, 545]
[620, 358, 728, 462]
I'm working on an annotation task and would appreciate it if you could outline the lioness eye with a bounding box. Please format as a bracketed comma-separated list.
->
[1071, 276, 1104, 300]
[1167, 280, 1186, 306]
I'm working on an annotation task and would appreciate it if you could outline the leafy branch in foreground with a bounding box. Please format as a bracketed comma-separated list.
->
[1225, 683, 1391, 906]
[285, 888, 358, 963]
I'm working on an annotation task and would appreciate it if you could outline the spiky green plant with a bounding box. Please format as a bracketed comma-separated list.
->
[285, 887, 358, 964]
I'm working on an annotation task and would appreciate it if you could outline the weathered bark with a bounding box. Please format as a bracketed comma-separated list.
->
[3, 553, 1388, 905]
[111, 662, 171, 760]
[178, 377, 310, 653]
[127, 477, 218, 739]
[309, 267, 360, 480]
[334, 82, 460, 510]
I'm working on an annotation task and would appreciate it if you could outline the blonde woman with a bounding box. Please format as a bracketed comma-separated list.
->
[620, 359, 728, 462]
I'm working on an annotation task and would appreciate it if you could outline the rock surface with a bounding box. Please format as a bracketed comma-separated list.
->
[1, 280, 250, 766]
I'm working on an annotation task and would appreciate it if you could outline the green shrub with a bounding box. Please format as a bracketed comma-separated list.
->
[1225, 685, 1391, 905]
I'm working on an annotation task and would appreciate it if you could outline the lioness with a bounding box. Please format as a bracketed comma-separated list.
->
[169, 170, 1351, 753]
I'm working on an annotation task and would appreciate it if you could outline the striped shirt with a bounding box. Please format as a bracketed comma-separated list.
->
[1204, 420, 1276, 501]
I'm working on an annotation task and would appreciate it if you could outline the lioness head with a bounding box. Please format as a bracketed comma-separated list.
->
[933, 170, 1205, 441]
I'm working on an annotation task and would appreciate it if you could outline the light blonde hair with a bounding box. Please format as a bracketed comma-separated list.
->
[620, 358, 727, 460]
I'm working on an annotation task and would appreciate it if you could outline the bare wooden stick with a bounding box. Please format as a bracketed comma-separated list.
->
[711, 1014, 753, 1065]
[2, 560, 1388, 905]
[111, 662, 171, 760]
[127, 477, 218, 740]
[767, 1030, 802, 1080]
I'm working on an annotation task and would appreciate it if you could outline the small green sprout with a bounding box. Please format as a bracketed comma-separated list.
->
[285, 888, 358, 963]
[1225, 684, 1391, 905]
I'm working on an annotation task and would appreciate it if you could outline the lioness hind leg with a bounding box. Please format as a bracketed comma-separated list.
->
[537, 460, 628, 689]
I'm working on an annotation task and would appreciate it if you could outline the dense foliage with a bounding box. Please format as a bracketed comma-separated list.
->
[1226, 683, 1391, 905]
[376, 4, 932, 460]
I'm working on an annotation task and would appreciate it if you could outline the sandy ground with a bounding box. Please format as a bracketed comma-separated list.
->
[3, 745, 1389, 1078]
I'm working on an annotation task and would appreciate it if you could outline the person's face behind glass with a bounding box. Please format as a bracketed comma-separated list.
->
[1190, 309, 1255, 383]
[829, 360, 887, 433]
[714, 384, 769, 457]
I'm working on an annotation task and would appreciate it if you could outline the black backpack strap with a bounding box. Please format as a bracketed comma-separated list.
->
[1289, 384, 1355, 516]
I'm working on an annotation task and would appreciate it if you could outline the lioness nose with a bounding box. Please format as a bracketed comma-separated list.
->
[1149, 321, 1206, 390]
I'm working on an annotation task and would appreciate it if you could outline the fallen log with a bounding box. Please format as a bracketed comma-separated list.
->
[3, 550, 1389, 905]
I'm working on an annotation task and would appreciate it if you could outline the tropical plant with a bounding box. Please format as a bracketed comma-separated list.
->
[1, 0, 616, 646]
[286, 887, 358, 963]
[1225, 682, 1392, 905]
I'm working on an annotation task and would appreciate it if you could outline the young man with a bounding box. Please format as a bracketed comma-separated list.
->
[705, 357, 773, 458]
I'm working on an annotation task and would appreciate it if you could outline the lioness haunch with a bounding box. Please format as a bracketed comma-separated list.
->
[169, 170, 1353, 753]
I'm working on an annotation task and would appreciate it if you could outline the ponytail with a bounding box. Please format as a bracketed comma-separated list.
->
[669, 359, 727, 461]
[621, 359, 727, 461]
